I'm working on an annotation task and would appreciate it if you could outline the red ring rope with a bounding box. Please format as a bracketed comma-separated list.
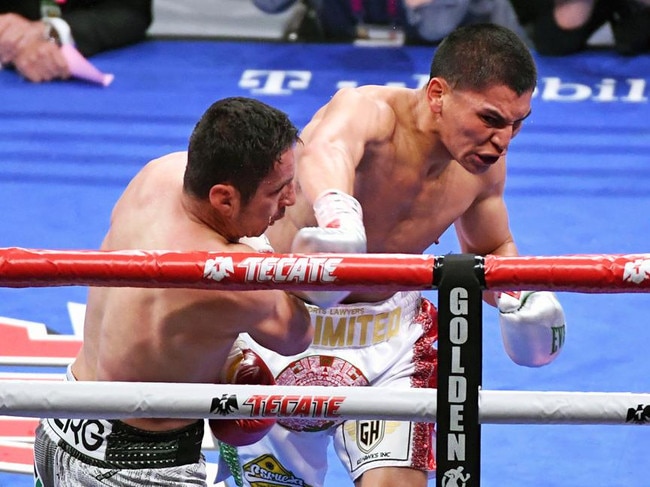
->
[1, 247, 649, 293]
[0, 247, 434, 291]
[483, 254, 650, 292]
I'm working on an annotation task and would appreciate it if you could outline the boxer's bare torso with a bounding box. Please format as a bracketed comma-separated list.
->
[72, 152, 311, 431]
[267, 84, 532, 303]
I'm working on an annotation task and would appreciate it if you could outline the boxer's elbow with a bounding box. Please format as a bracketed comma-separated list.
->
[256, 293, 314, 356]
[283, 300, 313, 355]
[287, 325, 314, 356]
[266, 326, 312, 356]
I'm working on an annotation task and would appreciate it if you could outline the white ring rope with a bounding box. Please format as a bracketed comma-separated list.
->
[0, 381, 648, 426]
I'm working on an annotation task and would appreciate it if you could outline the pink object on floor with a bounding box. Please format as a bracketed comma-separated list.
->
[60, 44, 114, 87]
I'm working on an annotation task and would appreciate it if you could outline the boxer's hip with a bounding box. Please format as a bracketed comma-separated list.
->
[307, 290, 424, 349]
[40, 417, 204, 469]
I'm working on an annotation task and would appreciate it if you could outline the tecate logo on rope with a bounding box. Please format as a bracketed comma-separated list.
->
[203, 256, 342, 283]
[622, 259, 650, 285]
[626, 404, 650, 424]
[209, 393, 346, 419]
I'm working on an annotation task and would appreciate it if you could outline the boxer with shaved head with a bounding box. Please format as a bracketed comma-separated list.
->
[228, 24, 566, 487]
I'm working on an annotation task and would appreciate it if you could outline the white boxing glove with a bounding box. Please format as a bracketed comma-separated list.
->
[239, 235, 274, 253]
[497, 291, 566, 367]
[313, 189, 366, 240]
[293, 189, 367, 253]
[291, 189, 367, 308]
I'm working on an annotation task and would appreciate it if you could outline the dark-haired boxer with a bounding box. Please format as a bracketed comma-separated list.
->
[228, 24, 566, 487]
[33, 97, 312, 486]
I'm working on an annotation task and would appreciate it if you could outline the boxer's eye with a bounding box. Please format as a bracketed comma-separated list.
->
[481, 114, 505, 129]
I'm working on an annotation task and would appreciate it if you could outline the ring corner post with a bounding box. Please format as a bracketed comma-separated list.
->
[435, 254, 484, 486]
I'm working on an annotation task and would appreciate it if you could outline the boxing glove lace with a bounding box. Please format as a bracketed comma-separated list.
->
[210, 339, 276, 446]
[291, 189, 367, 308]
[497, 291, 566, 367]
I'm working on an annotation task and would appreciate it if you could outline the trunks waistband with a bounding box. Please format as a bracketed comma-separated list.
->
[44, 417, 204, 469]
[307, 291, 422, 348]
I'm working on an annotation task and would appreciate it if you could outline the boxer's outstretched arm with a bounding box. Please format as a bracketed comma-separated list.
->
[295, 87, 395, 204]
[454, 163, 566, 367]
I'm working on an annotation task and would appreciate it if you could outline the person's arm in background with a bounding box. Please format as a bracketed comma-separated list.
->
[0, 11, 69, 82]
[0, 0, 151, 82]
[61, 0, 152, 57]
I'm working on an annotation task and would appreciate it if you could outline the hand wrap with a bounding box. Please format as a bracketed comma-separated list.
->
[291, 189, 367, 308]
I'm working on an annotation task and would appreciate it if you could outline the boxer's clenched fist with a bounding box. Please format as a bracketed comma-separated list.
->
[211, 340, 276, 446]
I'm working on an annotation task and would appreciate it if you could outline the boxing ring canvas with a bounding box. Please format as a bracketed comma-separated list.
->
[1, 38, 650, 486]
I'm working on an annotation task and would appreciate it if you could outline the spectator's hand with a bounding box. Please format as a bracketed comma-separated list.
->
[0, 14, 48, 65]
[12, 39, 70, 83]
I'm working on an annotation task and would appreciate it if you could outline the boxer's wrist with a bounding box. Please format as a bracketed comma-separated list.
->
[302, 189, 367, 253]
[313, 189, 364, 235]
[293, 189, 365, 308]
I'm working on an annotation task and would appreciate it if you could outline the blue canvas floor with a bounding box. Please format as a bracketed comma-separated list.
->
[1, 38, 650, 486]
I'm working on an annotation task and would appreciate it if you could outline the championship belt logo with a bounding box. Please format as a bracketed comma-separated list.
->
[275, 355, 368, 431]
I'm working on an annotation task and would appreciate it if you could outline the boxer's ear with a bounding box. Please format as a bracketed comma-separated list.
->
[209, 184, 239, 216]
[426, 77, 446, 113]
